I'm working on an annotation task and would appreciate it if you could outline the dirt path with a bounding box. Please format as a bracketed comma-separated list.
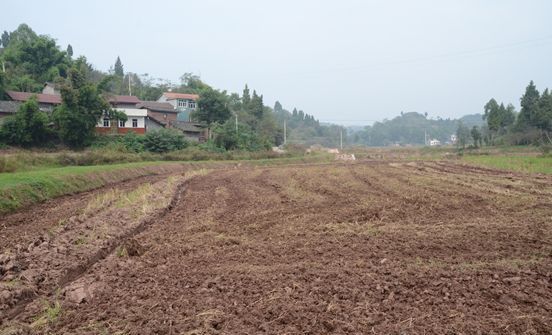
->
[2, 161, 551, 334]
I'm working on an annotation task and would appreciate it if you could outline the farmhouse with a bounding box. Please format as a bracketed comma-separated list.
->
[171, 121, 207, 142]
[107, 95, 142, 109]
[5, 90, 61, 112]
[96, 108, 148, 134]
[157, 92, 199, 122]
[429, 139, 441, 146]
[138, 101, 179, 128]
[1, 88, 206, 139]
[0, 101, 20, 121]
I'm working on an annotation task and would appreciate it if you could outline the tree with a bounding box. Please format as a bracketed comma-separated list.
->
[517, 80, 540, 129]
[1, 31, 9, 48]
[193, 88, 231, 138]
[53, 57, 111, 147]
[0, 97, 52, 146]
[471, 126, 482, 148]
[249, 90, 264, 119]
[456, 122, 471, 149]
[114, 56, 124, 77]
[536, 89, 552, 133]
[242, 84, 250, 106]
[66, 44, 73, 58]
[2, 25, 69, 92]
[483, 98, 500, 133]
[274, 101, 283, 114]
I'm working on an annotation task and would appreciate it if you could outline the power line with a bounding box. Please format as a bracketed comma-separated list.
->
[278, 34, 552, 77]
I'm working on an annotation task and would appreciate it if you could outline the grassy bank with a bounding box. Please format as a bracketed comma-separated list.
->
[0, 162, 187, 215]
[0, 154, 332, 215]
[0, 146, 306, 173]
[462, 155, 552, 174]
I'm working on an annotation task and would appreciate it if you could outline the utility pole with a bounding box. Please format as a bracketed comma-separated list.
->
[340, 128, 343, 150]
[235, 113, 238, 134]
[424, 130, 427, 146]
[284, 119, 287, 145]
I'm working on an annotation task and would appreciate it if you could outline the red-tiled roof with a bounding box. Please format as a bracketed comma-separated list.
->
[162, 92, 199, 101]
[108, 95, 142, 104]
[6, 91, 62, 104]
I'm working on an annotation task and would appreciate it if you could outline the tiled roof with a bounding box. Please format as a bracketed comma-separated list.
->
[171, 121, 205, 132]
[137, 101, 176, 112]
[6, 91, 62, 104]
[108, 95, 142, 105]
[162, 92, 199, 101]
[0, 101, 20, 114]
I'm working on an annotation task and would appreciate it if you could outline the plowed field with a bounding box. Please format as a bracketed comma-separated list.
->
[1, 161, 551, 334]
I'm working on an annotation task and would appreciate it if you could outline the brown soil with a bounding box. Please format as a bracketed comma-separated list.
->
[1, 161, 551, 334]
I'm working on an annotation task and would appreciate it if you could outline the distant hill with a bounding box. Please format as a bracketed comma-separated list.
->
[350, 112, 485, 146]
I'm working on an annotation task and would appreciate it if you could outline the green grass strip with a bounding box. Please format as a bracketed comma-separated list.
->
[0, 161, 177, 215]
[462, 155, 552, 174]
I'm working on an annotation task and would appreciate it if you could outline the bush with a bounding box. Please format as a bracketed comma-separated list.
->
[122, 131, 144, 153]
[143, 129, 189, 153]
[0, 98, 54, 147]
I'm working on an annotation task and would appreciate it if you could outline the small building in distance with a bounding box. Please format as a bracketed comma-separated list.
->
[107, 95, 142, 109]
[138, 101, 179, 129]
[5, 90, 61, 112]
[429, 139, 441, 146]
[157, 92, 199, 122]
[42, 82, 61, 96]
[0, 101, 20, 122]
[96, 108, 148, 135]
[171, 121, 207, 142]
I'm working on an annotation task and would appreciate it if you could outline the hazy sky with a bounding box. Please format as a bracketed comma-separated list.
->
[4, 0, 552, 125]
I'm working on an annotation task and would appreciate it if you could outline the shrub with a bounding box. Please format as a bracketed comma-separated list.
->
[0, 98, 54, 147]
[122, 131, 144, 153]
[143, 129, 189, 153]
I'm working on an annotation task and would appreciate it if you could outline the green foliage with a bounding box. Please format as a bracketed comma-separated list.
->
[1, 30, 10, 47]
[1, 24, 69, 92]
[193, 88, 231, 125]
[517, 80, 540, 130]
[463, 154, 552, 174]
[352, 112, 484, 146]
[471, 126, 482, 148]
[536, 89, 552, 132]
[143, 129, 189, 153]
[53, 57, 111, 147]
[213, 120, 271, 151]
[456, 122, 471, 149]
[0, 97, 53, 146]
[485, 81, 552, 145]
[114, 56, 124, 76]
[122, 131, 144, 152]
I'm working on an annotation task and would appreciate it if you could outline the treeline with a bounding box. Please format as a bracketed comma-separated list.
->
[479, 81, 552, 146]
[350, 112, 484, 146]
[0, 24, 340, 150]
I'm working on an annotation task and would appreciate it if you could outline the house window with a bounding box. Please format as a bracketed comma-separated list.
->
[103, 118, 110, 127]
[132, 118, 138, 128]
[119, 120, 126, 128]
[188, 101, 196, 109]
[177, 99, 187, 108]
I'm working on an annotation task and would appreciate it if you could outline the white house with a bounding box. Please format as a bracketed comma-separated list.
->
[96, 108, 148, 134]
[429, 139, 441, 146]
